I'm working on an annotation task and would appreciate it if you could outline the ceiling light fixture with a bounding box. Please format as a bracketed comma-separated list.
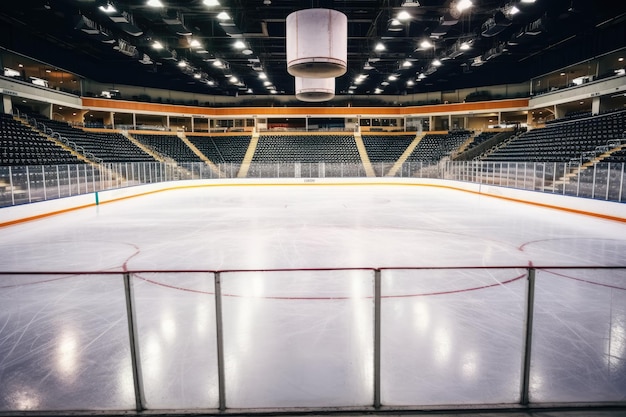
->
[203, 0, 220, 6]
[99, 3, 117, 13]
[233, 40, 246, 49]
[375, 42, 385, 51]
[402, 60, 412, 67]
[146, 0, 163, 7]
[190, 39, 201, 48]
[151, 41, 163, 50]
[456, 0, 473, 13]
[216, 11, 230, 20]
[397, 11, 411, 21]
[420, 39, 433, 49]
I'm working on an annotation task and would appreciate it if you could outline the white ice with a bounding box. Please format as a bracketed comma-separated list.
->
[0, 184, 625, 411]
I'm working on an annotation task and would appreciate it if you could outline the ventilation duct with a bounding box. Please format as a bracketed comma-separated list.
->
[286, 8, 347, 78]
[481, 10, 512, 37]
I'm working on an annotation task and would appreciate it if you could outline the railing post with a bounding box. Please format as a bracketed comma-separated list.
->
[123, 272, 145, 411]
[214, 272, 227, 411]
[606, 162, 610, 201]
[521, 267, 536, 406]
[76, 164, 81, 195]
[373, 268, 382, 409]
[9, 166, 15, 206]
[617, 162, 626, 203]
[26, 166, 32, 203]
[591, 163, 597, 199]
[42, 165, 47, 201]
[56, 165, 61, 198]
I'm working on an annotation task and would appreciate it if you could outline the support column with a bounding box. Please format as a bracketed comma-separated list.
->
[2, 95, 12, 114]
[592, 96, 600, 115]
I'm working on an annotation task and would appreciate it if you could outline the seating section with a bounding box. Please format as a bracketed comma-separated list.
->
[252, 135, 361, 163]
[466, 131, 499, 151]
[484, 110, 626, 162]
[361, 134, 414, 162]
[187, 135, 251, 164]
[545, 110, 592, 125]
[604, 147, 626, 163]
[133, 134, 202, 162]
[406, 131, 472, 162]
[0, 114, 80, 166]
[24, 113, 154, 163]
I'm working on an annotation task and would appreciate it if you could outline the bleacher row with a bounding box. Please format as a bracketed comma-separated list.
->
[485, 110, 626, 163]
[1, 111, 625, 170]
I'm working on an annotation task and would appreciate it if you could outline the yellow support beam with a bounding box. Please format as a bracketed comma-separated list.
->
[385, 132, 425, 177]
[353, 130, 376, 177]
[177, 132, 224, 177]
[237, 130, 259, 178]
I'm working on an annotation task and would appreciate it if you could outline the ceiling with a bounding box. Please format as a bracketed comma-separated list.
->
[0, 0, 625, 101]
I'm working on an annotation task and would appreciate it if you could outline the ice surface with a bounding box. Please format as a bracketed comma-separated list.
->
[0, 184, 625, 411]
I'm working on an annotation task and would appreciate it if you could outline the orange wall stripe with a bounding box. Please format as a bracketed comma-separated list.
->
[81, 97, 529, 118]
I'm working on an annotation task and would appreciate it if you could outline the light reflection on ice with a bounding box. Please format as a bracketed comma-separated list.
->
[55, 327, 79, 383]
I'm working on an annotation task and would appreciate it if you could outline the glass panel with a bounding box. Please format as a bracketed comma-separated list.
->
[381, 268, 527, 405]
[0, 274, 134, 411]
[530, 268, 626, 402]
[132, 272, 219, 409]
[0, 166, 13, 207]
[221, 270, 374, 408]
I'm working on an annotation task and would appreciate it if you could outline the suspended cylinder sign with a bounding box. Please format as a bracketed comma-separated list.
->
[286, 8, 348, 78]
[295, 77, 335, 102]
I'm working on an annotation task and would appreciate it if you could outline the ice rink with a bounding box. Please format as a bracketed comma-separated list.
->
[0, 183, 625, 412]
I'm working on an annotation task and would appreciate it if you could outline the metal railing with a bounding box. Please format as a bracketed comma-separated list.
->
[0, 160, 624, 208]
[0, 266, 624, 413]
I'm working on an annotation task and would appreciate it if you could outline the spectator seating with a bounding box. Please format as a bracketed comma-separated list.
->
[133, 134, 203, 162]
[0, 113, 80, 166]
[361, 134, 414, 162]
[406, 131, 473, 163]
[466, 131, 499, 151]
[22, 113, 155, 163]
[187, 135, 251, 164]
[252, 134, 361, 163]
[484, 110, 626, 162]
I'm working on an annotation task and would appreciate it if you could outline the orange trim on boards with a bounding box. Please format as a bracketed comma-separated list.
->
[1, 181, 623, 228]
[81, 97, 530, 118]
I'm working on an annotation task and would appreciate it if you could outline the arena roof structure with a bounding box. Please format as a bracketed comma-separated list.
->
[0, 0, 625, 99]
